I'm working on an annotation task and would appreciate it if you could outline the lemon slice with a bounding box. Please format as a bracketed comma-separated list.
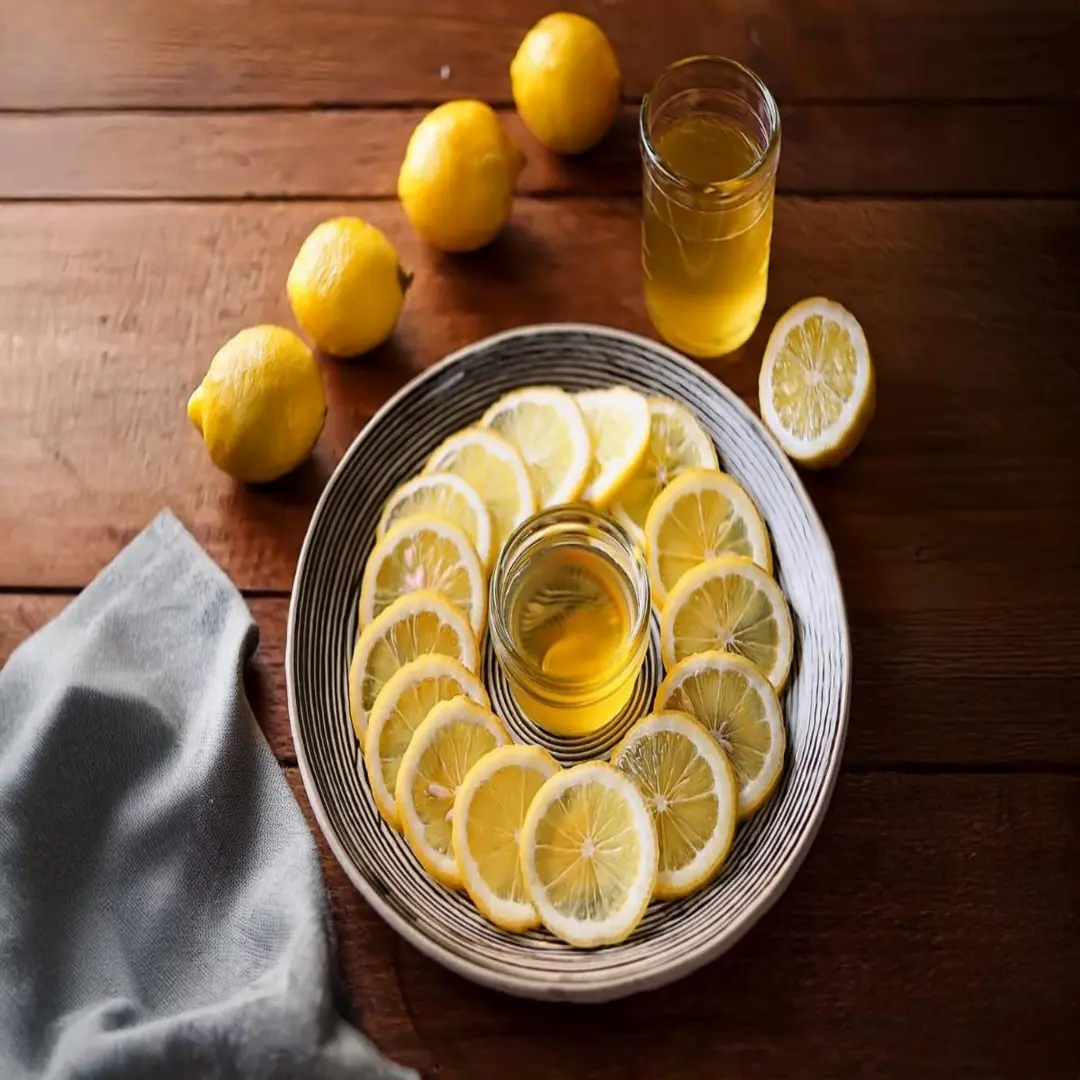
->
[425, 428, 537, 552]
[575, 387, 651, 507]
[660, 555, 793, 691]
[611, 397, 719, 546]
[359, 514, 486, 636]
[481, 387, 591, 508]
[377, 471, 494, 572]
[643, 467, 772, 608]
[348, 591, 478, 741]
[655, 652, 786, 818]
[395, 698, 510, 888]
[364, 654, 490, 829]
[452, 744, 560, 931]
[611, 710, 738, 898]
[758, 297, 876, 467]
[520, 761, 658, 947]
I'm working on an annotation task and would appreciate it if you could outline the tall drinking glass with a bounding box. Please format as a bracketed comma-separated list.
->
[640, 57, 781, 358]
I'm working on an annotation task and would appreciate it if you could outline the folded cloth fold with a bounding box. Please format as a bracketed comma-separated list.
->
[0, 511, 415, 1080]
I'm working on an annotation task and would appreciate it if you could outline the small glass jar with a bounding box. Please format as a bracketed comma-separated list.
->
[489, 506, 651, 738]
[640, 55, 781, 358]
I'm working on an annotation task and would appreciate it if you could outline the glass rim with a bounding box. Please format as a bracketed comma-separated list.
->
[488, 505, 651, 699]
[639, 54, 781, 197]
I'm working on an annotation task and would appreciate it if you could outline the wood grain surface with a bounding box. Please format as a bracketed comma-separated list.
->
[3, 0, 1079, 108]
[2, 1, 1079, 1075]
[5, 103, 1080, 199]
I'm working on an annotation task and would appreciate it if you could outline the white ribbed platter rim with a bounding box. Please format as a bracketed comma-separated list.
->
[286, 323, 851, 1003]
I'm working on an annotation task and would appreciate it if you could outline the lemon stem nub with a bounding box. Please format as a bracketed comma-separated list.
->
[187, 386, 204, 433]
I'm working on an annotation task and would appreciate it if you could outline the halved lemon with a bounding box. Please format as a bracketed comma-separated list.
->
[611, 710, 738, 898]
[656, 652, 785, 818]
[358, 514, 486, 635]
[376, 471, 494, 572]
[364, 654, 490, 828]
[452, 744, 561, 931]
[644, 467, 772, 608]
[520, 761, 658, 947]
[481, 387, 591, 508]
[611, 397, 719, 546]
[425, 428, 536, 552]
[395, 698, 510, 888]
[660, 555, 793, 691]
[348, 591, 478, 741]
[758, 297, 876, 467]
[575, 387, 651, 507]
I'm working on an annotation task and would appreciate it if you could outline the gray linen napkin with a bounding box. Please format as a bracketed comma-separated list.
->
[0, 511, 415, 1080]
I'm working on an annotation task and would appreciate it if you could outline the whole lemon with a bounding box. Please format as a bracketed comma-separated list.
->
[187, 325, 326, 484]
[511, 13, 621, 155]
[398, 101, 524, 252]
[287, 217, 409, 358]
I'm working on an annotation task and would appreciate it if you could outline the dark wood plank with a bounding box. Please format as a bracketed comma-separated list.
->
[4, 104, 1080, 199]
[286, 767, 1080, 1078]
[2, 1, 1078, 109]
[5, 594, 1078, 767]
[1, 197, 1076, 611]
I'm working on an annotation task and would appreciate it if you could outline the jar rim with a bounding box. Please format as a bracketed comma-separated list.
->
[488, 505, 651, 701]
[639, 55, 781, 198]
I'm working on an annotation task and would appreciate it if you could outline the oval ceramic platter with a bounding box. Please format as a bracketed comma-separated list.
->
[287, 323, 850, 1003]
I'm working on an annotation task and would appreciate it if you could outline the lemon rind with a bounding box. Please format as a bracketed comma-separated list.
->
[480, 386, 592, 508]
[655, 651, 786, 819]
[611, 710, 738, 899]
[395, 698, 510, 889]
[376, 471, 494, 572]
[358, 512, 487, 636]
[758, 297, 875, 467]
[423, 427, 537, 549]
[364, 654, 490, 829]
[575, 387, 652, 507]
[520, 761, 658, 947]
[348, 590, 479, 741]
[611, 396, 719, 541]
[659, 554, 794, 692]
[643, 467, 773, 608]
[452, 744, 561, 931]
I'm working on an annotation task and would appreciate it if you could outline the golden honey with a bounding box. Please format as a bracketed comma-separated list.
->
[489, 507, 650, 737]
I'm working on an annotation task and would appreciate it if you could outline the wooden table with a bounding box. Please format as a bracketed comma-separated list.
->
[2, 3, 1078, 1076]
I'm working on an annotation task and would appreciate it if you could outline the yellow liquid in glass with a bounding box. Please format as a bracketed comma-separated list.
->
[504, 543, 640, 736]
[643, 115, 775, 358]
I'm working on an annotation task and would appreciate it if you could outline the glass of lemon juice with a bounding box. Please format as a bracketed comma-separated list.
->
[640, 56, 781, 358]
[489, 507, 650, 738]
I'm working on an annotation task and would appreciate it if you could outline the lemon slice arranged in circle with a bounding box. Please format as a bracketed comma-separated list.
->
[452, 744, 561, 931]
[425, 428, 536, 553]
[358, 514, 486, 636]
[656, 653, 786, 818]
[611, 711, 738, 898]
[481, 386, 592, 508]
[364, 654, 490, 829]
[758, 297, 876, 467]
[348, 591, 478, 741]
[377, 471, 494, 573]
[396, 698, 510, 888]
[644, 467, 772, 608]
[575, 387, 651, 507]
[660, 555, 793, 692]
[612, 397, 719, 546]
[521, 761, 658, 947]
